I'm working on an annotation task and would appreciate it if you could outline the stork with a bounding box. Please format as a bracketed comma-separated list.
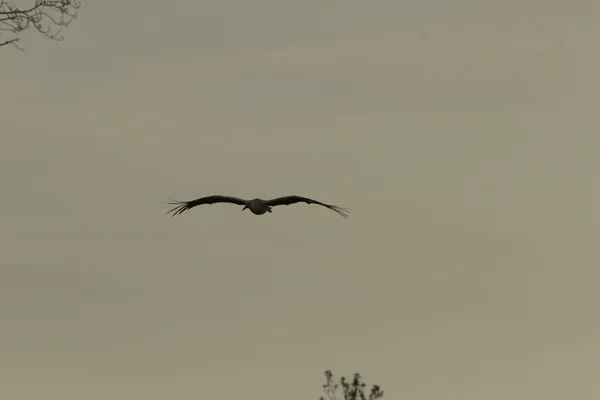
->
[166, 195, 349, 219]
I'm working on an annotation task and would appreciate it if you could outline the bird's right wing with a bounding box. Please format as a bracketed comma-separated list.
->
[266, 195, 350, 219]
[166, 195, 247, 216]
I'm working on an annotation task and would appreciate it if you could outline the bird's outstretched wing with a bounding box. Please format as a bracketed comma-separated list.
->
[266, 195, 350, 219]
[166, 195, 247, 216]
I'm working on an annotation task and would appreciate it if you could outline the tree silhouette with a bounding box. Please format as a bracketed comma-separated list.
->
[319, 370, 384, 400]
[0, 0, 81, 50]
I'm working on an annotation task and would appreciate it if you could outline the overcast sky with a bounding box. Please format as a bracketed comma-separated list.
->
[1, 1, 600, 399]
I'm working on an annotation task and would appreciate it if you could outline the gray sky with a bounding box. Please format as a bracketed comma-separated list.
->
[1, 0, 600, 399]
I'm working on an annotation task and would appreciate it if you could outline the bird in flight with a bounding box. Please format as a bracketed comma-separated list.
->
[166, 195, 349, 219]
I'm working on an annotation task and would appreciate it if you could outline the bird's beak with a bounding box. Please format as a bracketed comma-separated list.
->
[242, 205, 247, 211]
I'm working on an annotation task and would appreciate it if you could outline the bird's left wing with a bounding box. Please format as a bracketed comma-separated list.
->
[166, 195, 247, 216]
[266, 195, 350, 219]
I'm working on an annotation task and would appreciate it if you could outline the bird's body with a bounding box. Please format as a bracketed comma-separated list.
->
[166, 194, 349, 219]
[245, 198, 273, 215]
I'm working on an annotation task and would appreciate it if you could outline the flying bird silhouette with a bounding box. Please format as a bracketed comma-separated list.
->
[166, 195, 349, 219]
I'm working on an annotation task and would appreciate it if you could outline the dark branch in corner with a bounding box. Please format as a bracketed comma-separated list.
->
[0, 0, 81, 51]
[0, 36, 18, 46]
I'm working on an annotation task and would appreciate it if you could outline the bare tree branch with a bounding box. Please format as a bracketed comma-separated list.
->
[0, 36, 18, 46]
[320, 370, 384, 400]
[0, 0, 81, 51]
